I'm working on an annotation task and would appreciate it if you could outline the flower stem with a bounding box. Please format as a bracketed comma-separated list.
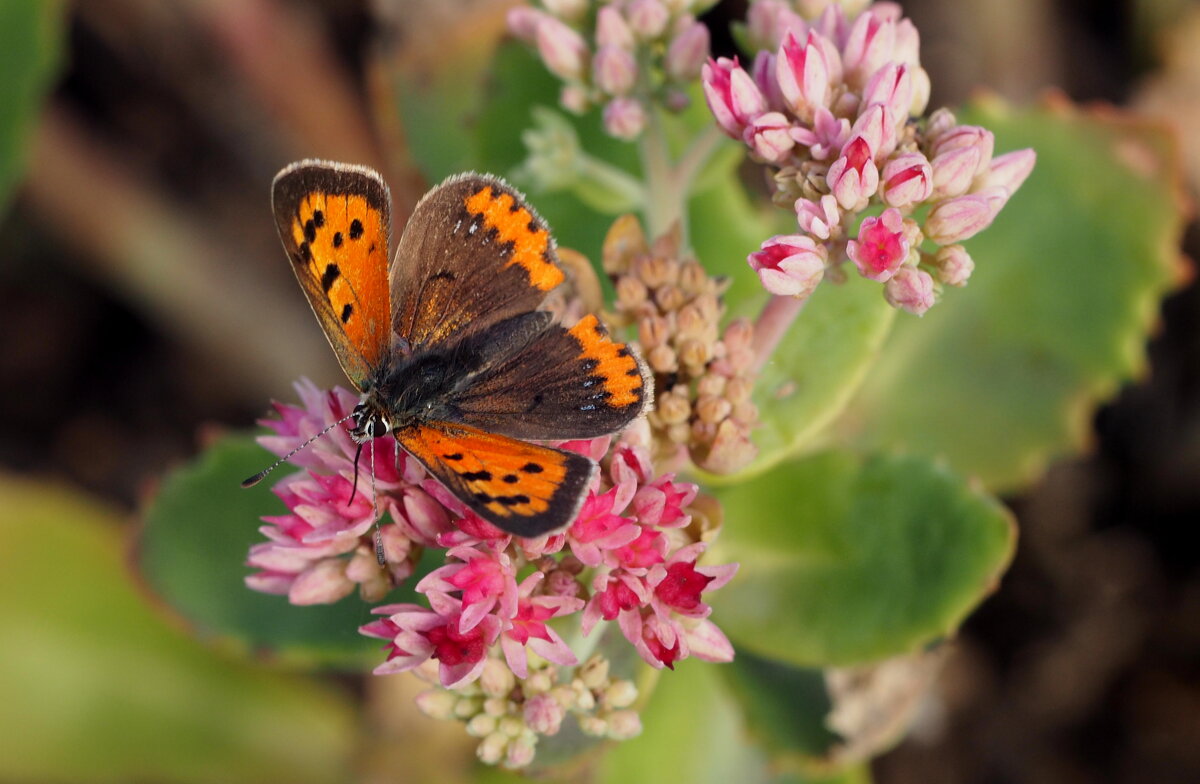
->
[639, 106, 678, 237]
[750, 294, 808, 374]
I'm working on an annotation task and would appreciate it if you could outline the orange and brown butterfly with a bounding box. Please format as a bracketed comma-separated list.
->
[253, 160, 649, 537]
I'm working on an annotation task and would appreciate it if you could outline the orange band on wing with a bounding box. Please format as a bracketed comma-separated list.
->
[464, 186, 563, 292]
[569, 315, 643, 409]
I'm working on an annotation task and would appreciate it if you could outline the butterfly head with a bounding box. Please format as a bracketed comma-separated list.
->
[349, 399, 391, 444]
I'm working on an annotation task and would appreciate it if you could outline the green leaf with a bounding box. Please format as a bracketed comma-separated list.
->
[843, 97, 1187, 491]
[710, 451, 1015, 666]
[0, 0, 64, 213]
[139, 432, 428, 666]
[0, 474, 354, 783]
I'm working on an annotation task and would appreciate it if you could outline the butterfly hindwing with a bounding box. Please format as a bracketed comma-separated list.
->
[272, 160, 392, 389]
[451, 315, 650, 440]
[395, 422, 596, 537]
[390, 173, 563, 352]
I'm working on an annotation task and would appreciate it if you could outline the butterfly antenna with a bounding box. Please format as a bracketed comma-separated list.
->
[241, 412, 355, 488]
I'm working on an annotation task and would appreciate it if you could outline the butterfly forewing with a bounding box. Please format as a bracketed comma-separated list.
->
[396, 422, 596, 537]
[272, 160, 392, 389]
[390, 174, 563, 352]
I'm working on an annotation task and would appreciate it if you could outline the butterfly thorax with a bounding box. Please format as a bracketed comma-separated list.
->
[349, 347, 480, 443]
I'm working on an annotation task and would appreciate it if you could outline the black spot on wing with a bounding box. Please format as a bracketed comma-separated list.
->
[321, 263, 340, 292]
[304, 219, 317, 244]
[340, 303, 353, 323]
[350, 219, 364, 240]
[332, 232, 343, 248]
[312, 209, 325, 228]
[521, 462, 543, 474]
[461, 470, 493, 482]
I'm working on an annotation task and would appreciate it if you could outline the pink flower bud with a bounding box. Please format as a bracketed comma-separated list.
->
[747, 0, 807, 51]
[930, 145, 981, 198]
[893, 17, 921, 64]
[596, 5, 634, 50]
[826, 135, 879, 210]
[666, 20, 710, 82]
[841, 8, 895, 86]
[933, 244, 974, 286]
[594, 45, 637, 95]
[924, 108, 957, 146]
[745, 111, 795, 162]
[862, 62, 912, 126]
[537, 16, 589, 82]
[980, 148, 1036, 195]
[850, 103, 893, 160]
[751, 50, 785, 112]
[847, 207, 908, 281]
[881, 151, 933, 208]
[931, 125, 994, 176]
[603, 97, 647, 140]
[290, 558, 354, 605]
[560, 84, 589, 114]
[524, 693, 566, 735]
[542, 0, 588, 23]
[884, 266, 935, 315]
[507, 7, 550, 43]
[747, 234, 826, 298]
[790, 106, 850, 160]
[776, 30, 830, 117]
[908, 65, 931, 116]
[794, 193, 841, 240]
[702, 57, 767, 139]
[626, 0, 669, 39]
[925, 194, 995, 244]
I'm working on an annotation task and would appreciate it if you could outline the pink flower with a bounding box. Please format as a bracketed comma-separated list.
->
[924, 193, 995, 244]
[631, 474, 696, 528]
[794, 193, 842, 240]
[776, 30, 831, 118]
[930, 125, 994, 178]
[746, 0, 807, 51]
[861, 62, 913, 128]
[745, 111, 795, 162]
[702, 57, 767, 139]
[593, 45, 637, 95]
[980, 148, 1036, 195]
[847, 207, 909, 281]
[933, 244, 974, 287]
[603, 97, 647, 140]
[789, 106, 850, 160]
[363, 604, 502, 688]
[418, 545, 517, 633]
[612, 526, 667, 571]
[881, 151, 933, 208]
[931, 144, 984, 199]
[583, 570, 649, 633]
[666, 20, 710, 82]
[649, 543, 738, 619]
[841, 6, 896, 86]
[748, 233, 826, 298]
[596, 5, 634, 50]
[536, 16, 589, 82]
[500, 573, 583, 678]
[567, 488, 640, 567]
[827, 135, 879, 210]
[884, 266, 936, 315]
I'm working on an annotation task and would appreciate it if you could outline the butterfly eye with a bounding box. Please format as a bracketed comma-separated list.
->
[369, 417, 391, 437]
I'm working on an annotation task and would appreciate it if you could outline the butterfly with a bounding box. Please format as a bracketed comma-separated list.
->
[251, 160, 648, 537]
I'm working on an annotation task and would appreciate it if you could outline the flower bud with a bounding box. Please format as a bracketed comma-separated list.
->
[536, 16, 589, 82]
[542, 0, 588, 23]
[884, 266, 935, 315]
[507, 7, 549, 43]
[794, 193, 841, 239]
[666, 20, 710, 82]
[606, 709, 644, 740]
[931, 125, 994, 176]
[596, 5, 634, 50]
[604, 97, 647, 140]
[776, 30, 830, 118]
[841, 8, 895, 86]
[979, 148, 1036, 195]
[924, 194, 994, 244]
[880, 151, 933, 208]
[594, 45, 638, 95]
[746, 0, 806, 51]
[523, 693, 566, 735]
[933, 244, 974, 286]
[930, 145, 981, 198]
[745, 111, 795, 163]
[826, 135, 879, 210]
[702, 57, 767, 139]
[627, 0, 670, 39]
[747, 233, 826, 298]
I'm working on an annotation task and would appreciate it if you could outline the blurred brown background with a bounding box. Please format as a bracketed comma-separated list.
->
[1, 1, 1197, 782]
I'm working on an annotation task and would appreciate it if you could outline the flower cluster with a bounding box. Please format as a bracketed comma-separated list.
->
[508, 0, 713, 140]
[247, 379, 736, 767]
[604, 215, 759, 474]
[703, 0, 1036, 314]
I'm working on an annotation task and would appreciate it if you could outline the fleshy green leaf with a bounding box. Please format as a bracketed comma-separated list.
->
[0, 0, 64, 213]
[710, 451, 1015, 666]
[139, 432, 430, 666]
[842, 97, 1187, 491]
[0, 475, 354, 783]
